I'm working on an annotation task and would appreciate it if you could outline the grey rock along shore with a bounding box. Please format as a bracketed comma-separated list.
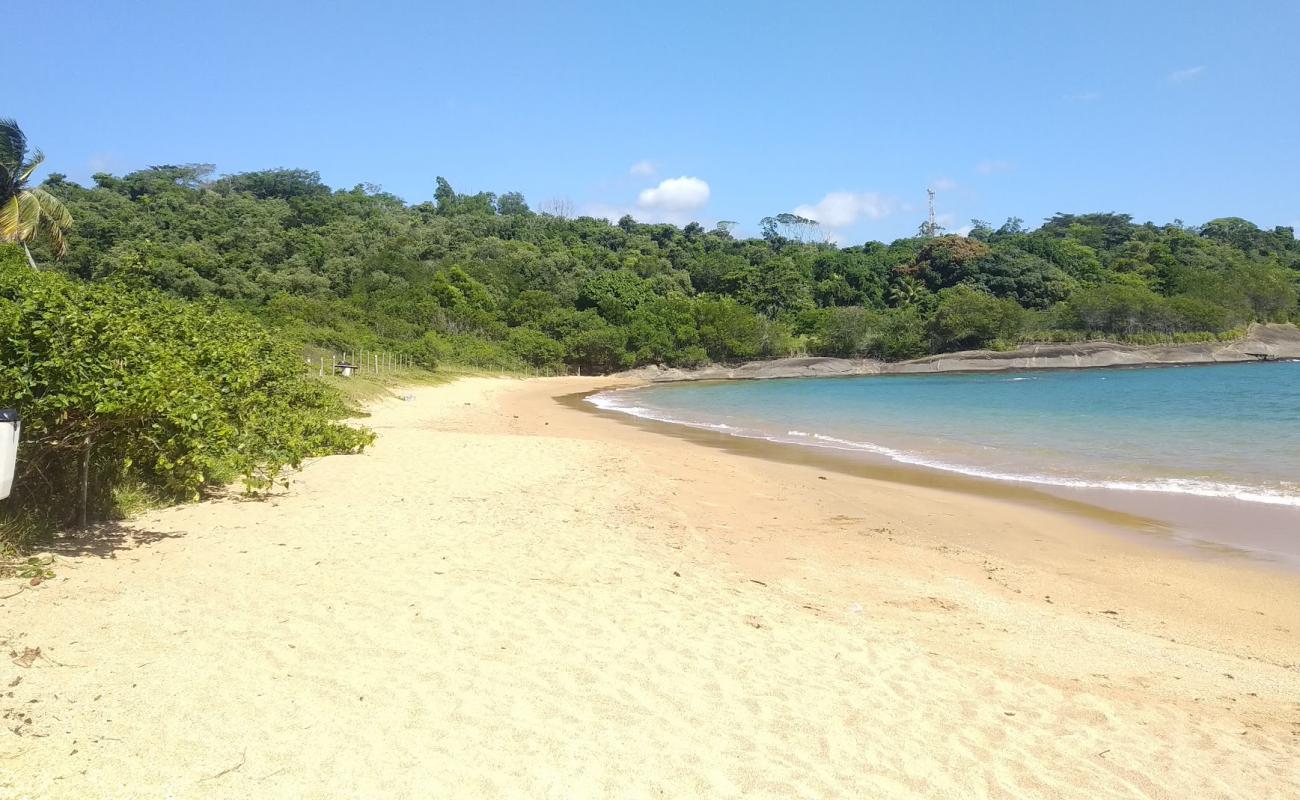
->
[620, 323, 1300, 383]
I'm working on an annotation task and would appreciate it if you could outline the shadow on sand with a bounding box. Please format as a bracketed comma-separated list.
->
[47, 521, 183, 560]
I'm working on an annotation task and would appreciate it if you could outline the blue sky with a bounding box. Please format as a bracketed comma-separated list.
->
[11, 0, 1299, 242]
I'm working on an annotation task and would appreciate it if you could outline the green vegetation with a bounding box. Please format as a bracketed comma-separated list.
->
[27, 167, 1296, 368]
[0, 243, 372, 537]
[2, 116, 1298, 545]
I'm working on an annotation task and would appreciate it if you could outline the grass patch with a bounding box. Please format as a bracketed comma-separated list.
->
[0, 511, 56, 558]
[311, 362, 538, 412]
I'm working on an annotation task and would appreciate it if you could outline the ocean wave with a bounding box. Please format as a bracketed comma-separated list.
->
[587, 391, 739, 432]
[794, 433, 1300, 507]
[586, 391, 1300, 508]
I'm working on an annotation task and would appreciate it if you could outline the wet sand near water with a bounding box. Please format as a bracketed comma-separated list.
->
[577, 384, 1300, 569]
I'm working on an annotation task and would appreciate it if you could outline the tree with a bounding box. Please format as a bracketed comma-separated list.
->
[539, 197, 575, 219]
[0, 119, 73, 267]
[434, 176, 456, 212]
[806, 307, 879, 356]
[693, 297, 765, 361]
[929, 285, 1024, 351]
[965, 248, 1075, 308]
[996, 217, 1026, 236]
[216, 168, 330, 200]
[496, 191, 531, 216]
[889, 275, 927, 308]
[907, 235, 992, 290]
[726, 255, 815, 315]
[760, 213, 821, 244]
[968, 219, 994, 241]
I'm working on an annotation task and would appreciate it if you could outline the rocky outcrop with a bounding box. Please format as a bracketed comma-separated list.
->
[620, 323, 1300, 383]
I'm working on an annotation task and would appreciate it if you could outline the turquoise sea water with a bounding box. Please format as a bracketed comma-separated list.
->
[590, 362, 1300, 509]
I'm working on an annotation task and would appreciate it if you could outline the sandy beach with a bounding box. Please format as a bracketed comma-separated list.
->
[3, 376, 1298, 799]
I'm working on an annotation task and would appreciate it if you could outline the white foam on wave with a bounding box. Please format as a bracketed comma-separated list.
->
[587, 391, 738, 433]
[586, 390, 1300, 508]
[796, 433, 1300, 508]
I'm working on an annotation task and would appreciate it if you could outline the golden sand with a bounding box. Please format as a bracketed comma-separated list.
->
[3, 377, 1297, 798]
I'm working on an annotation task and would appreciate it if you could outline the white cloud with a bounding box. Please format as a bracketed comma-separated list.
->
[583, 175, 713, 225]
[1168, 65, 1206, 83]
[930, 177, 959, 192]
[628, 160, 656, 177]
[976, 159, 1012, 175]
[793, 191, 895, 230]
[637, 176, 711, 213]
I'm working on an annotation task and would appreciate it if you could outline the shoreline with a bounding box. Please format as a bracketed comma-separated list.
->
[5, 376, 1298, 797]
[565, 387, 1178, 544]
[583, 369, 1300, 569]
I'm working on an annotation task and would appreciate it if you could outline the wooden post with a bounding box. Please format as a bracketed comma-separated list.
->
[80, 435, 92, 529]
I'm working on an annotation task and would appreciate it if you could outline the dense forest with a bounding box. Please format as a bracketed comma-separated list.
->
[34, 165, 1300, 372]
[3, 118, 1299, 537]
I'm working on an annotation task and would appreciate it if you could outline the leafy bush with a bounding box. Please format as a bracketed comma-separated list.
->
[870, 307, 929, 360]
[929, 286, 1025, 351]
[1061, 284, 1176, 335]
[693, 297, 766, 361]
[0, 245, 372, 529]
[506, 327, 566, 370]
[418, 330, 524, 370]
[804, 307, 879, 357]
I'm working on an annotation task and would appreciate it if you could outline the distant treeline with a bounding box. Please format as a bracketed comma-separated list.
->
[37, 165, 1300, 372]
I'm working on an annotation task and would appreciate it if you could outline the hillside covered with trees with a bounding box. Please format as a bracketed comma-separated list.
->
[35, 165, 1300, 373]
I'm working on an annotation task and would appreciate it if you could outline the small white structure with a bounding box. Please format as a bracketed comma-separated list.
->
[0, 409, 19, 500]
[334, 362, 358, 378]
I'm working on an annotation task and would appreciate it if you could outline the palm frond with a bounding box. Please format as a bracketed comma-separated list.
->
[0, 196, 19, 240]
[0, 193, 43, 243]
[13, 192, 42, 240]
[39, 212, 69, 257]
[0, 119, 27, 175]
[31, 189, 73, 257]
[17, 151, 45, 184]
[32, 187, 71, 226]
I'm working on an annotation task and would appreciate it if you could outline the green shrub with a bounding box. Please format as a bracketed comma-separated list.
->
[0, 245, 373, 530]
[419, 330, 524, 370]
[805, 307, 879, 357]
[929, 285, 1025, 351]
[870, 307, 928, 360]
[693, 297, 765, 362]
[506, 327, 566, 369]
